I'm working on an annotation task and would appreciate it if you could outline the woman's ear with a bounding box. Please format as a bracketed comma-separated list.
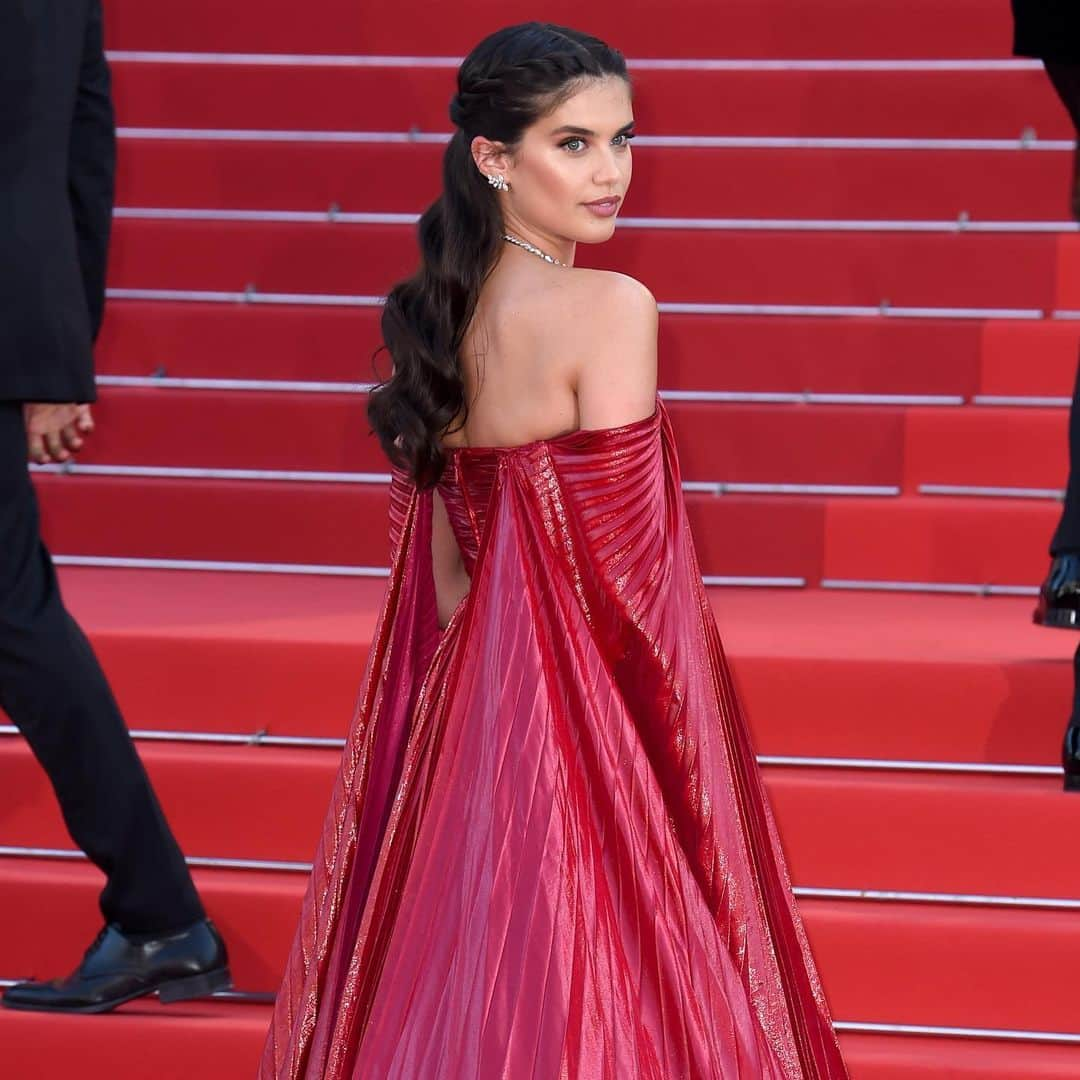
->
[470, 136, 511, 184]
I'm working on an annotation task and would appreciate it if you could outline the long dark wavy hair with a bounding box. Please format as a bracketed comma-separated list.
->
[365, 22, 629, 489]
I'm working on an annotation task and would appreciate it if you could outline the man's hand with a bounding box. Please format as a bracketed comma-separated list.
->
[24, 403, 95, 464]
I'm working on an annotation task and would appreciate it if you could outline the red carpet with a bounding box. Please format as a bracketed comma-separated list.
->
[4, 733, 1076, 898]
[75, 387, 1068, 489]
[4, 856, 1080, 1032]
[4, 572, 1076, 1069]
[23, 569, 1072, 759]
[32, 474, 1059, 583]
[106, 218, 1076, 309]
[102, 0, 1008, 59]
[109, 61, 1072, 139]
[95, 302, 1080, 397]
[4, 1005, 1079, 1080]
[117, 140, 1077, 222]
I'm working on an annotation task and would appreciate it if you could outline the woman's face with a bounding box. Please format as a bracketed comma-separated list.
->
[495, 76, 634, 257]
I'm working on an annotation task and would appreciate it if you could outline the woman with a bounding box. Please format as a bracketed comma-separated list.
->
[261, 23, 848, 1078]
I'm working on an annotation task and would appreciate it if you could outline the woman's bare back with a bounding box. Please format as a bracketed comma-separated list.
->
[439, 259, 585, 451]
[431, 259, 659, 627]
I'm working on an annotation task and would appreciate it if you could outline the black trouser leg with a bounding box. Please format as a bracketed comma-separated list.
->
[1040, 63, 1080, 550]
[1044, 61, 1080, 220]
[1051, 351, 1080, 555]
[0, 403, 203, 934]
[1045, 61, 1080, 131]
[1071, 644, 1080, 727]
[1064, 643, 1080, 788]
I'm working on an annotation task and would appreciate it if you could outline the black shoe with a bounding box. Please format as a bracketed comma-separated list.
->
[0, 918, 231, 1014]
[1065, 723, 1080, 793]
[1034, 554, 1080, 629]
[1071, 143, 1080, 224]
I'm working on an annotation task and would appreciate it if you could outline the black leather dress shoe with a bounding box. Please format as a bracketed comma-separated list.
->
[1064, 723, 1080, 793]
[1, 918, 231, 1014]
[1071, 144, 1080, 223]
[1034, 554, 1080, 629]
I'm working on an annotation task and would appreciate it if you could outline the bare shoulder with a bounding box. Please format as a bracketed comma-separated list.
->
[513, 267, 656, 329]
[560, 269, 658, 429]
[559, 267, 657, 322]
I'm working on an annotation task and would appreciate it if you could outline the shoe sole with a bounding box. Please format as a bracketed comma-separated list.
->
[158, 965, 233, 1004]
[1034, 608, 1080, 630]
[0, 966, 233, 1015]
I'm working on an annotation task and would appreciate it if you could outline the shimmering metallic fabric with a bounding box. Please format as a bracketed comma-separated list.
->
[260, 395, 848, 1079]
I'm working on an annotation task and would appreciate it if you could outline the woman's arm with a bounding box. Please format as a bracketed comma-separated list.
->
[571, 271, 659, 429]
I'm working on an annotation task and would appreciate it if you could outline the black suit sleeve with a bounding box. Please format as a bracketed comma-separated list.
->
[68, 0, 116, 344]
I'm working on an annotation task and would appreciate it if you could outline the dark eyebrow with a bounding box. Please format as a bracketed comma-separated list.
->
[549, 121, 636, 138]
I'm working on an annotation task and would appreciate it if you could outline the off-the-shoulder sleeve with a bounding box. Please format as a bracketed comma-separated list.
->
[538, 397, 845, 1077]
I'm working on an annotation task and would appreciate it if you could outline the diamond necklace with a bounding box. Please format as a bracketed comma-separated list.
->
[502, 233, 567, 267]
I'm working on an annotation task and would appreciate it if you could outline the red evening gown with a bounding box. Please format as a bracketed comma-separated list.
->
[260, 393, 848, 1079]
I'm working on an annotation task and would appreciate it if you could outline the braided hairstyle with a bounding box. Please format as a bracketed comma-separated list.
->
[366, 22, 629, 488]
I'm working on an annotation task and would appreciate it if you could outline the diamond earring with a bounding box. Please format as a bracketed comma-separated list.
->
[486, 173, 509, 192]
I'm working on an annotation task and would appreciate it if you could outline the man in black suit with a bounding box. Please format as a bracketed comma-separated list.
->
[1012, 1, 1080, 219]
[1014, 3, 1080, 788]
[0, 2, 230, 1011]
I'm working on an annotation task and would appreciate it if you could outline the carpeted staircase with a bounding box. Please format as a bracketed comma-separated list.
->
[2, 1, 1079, 1075]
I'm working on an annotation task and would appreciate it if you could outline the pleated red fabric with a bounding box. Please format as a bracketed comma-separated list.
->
[260, 393, 848, 1079]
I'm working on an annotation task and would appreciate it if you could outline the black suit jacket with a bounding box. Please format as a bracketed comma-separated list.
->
[1012, 1, 1080, 63]
[0, 0, 115, 404]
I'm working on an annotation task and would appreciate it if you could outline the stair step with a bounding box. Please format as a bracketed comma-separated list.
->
[3, 858, 1079, 1031]
[806, 898, 1080, 1032]
[106, 219, 1079, 311]
[27, 570, 1069, 762]
[96, 301, 1080, 399]
[80, 389, 912, 486]
[33, 473, 1058, 584]
[0, 860, 302, 989]
[839, 1033, 1080, 1080]
[3, 741, 1075, 899]
[102, 0, 1011, 61]
[0, 998, 271, 1080]
[115, 139, 1078, 222]
[819, 494, 1054, 585]
[2, 741, 338, 865]
[109, 62, 1069, 140]
[33, 471, 787, 570]
[903, 405, 1067, 490]
[1, 1003, 1076, 1080]
[981, 320, 1079, 397]
[765, 770, 1079, 899]
[77, 387, 1069, 492]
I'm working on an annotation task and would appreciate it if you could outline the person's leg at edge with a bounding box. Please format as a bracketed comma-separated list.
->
[1037, 346, 1080, 791]
[1043, 61, 1080, 221]
[0, 402, 230, 1010]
